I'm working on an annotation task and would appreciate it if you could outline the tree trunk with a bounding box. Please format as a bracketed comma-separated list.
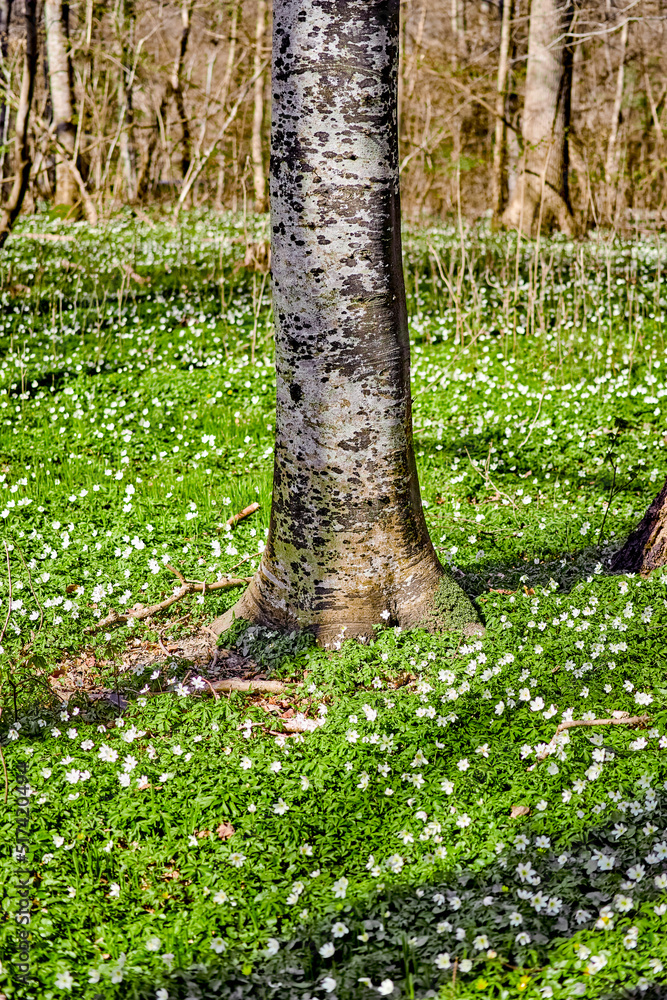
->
[171, 0, 192, 180]
[44, 0, 77, 207]
[451, 0, 460, 69]
[605, 18, 628, 224]
[610, 477, 667, 576]
[491, 0, 513, 225]
[116, 0, 137, 202]
[251, 0, 267, 212]
[0, 0, 14, 198]
[0, 0, 37, 249]
[221, 0, 239, 108]
[211, 0, 480, 647]
[135, 118, 159, 203]
[501, 0, 576, 237]
[0, 0, 11, 63]
[210, 0, 239, 210]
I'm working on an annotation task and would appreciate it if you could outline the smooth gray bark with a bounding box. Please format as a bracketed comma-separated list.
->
[212, 0, 480, 646]
[45, 0, 77, 207]
[0, 0, 37, 248]
[502, 0, 576, 236]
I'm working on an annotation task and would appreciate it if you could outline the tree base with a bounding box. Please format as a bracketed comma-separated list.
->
[501, 178, 577, 238]
[210, 571, 483, 648]
[610, 477, 667, 576]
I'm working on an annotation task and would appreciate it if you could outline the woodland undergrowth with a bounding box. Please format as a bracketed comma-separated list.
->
[0, 211, 666, 999]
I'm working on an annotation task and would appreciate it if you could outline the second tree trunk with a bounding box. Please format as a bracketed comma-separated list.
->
[45, 0, 77, 208]
[502, 0, 576, 237]
[611, 477, 667, 576]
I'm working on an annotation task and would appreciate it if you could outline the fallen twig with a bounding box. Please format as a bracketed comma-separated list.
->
[203, 677, 220, 701]
[226, 501, 260, 528]
[156, 631, 172, 659]
[530, 713, 650, 767]
[208, 678, 285, 694]
[84, 576, 252, 635]
[0, 703, 7, 805]
[517, 389, 546, 450]
[11, 231, 75, 242]
[121, 262, 150, 285]
[132, 206, 155, 229]
[465, 447, 517, 511]
[0, 541, 12, 648]
[165, 564, 186, 584]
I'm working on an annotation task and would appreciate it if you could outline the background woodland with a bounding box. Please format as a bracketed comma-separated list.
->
[0, 0, 666, 233]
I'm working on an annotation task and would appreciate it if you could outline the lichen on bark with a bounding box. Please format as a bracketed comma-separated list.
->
[211, 0, 480, 647]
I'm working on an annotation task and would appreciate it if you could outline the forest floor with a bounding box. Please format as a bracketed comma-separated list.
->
[0, 210, 666, 1000]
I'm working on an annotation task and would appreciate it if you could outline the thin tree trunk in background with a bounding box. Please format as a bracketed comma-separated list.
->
[135, 118, 158, 203]
[45, 0, 77, 207]
[644, 67, 664, 159]
[221, 0, 239, 106]
[605, 18, 628, 223]
[84, 0, 93, 50]
[491, 0, 513, 225]
[212, 0, 480, 645]
[0, 0, 37, 248]
[212, 0, 239, 209]
[502, 0, 576, 236]
[172, 0, 192, 179]
[398, 0, 409, 138]
[405, 0, 425, 101]
[116, 0, 137, 202]
[451, 0, 460, 68]
[251, 0, 267, 211]
[137, 0, 192, 202]
[0, 0, 11, 64]
[0, 0, 14, 199]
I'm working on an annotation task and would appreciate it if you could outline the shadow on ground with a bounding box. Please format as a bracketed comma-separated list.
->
[77, 790, 667, 999]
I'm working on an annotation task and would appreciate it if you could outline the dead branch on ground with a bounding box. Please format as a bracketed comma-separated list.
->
[529, 712, 651, 767]
[225, 501, 260, 528]
[209, 678, 285, 694]
[84, 575, 251, 635]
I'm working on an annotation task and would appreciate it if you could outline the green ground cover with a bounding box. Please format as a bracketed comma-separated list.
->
[0, 212, 666, 999]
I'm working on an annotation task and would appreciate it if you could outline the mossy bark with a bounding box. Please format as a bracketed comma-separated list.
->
[211, 0, 481, 647]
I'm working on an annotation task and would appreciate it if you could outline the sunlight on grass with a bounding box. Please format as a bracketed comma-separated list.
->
[0, 211, 666, 998]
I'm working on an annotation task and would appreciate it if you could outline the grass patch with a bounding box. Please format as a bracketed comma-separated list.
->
[0, 211, 666, 998]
